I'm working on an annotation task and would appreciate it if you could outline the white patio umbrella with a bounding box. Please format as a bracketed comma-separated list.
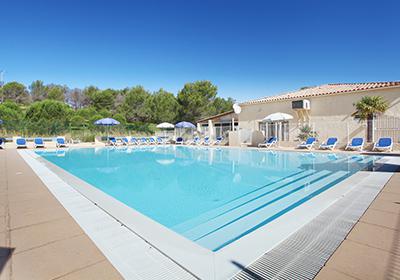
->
[262, 112, 293, 141]
[156, 122, 175, 138]
[262, 112, 293, 122]
[156, 122, 175, 129]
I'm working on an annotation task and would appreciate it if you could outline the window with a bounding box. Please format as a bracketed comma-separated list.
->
[214, 122, 238, 137]
[259, 121, 290, 141]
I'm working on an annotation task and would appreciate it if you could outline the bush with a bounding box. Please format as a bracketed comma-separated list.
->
[0, 101, 24, 132]
[81, 133, 95, 142]
[125, 122, 155, 135]
[297, 124, 318, 141]
[24, 100, 73, 135]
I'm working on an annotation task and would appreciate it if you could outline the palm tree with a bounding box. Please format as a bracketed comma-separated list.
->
[353, 96, 389, 142]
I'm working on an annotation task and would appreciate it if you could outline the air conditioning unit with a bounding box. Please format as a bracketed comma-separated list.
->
[292, 99, 311, 110]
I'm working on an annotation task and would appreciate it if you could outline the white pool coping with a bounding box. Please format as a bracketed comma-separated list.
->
[18, 147, 397, 279]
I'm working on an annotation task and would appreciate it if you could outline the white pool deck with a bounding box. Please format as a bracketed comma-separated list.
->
[18, 147, 400, 280]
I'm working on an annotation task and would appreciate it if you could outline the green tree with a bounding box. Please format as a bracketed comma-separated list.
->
[112, 113, 126, 124]
[25, 100, 73, 135]
[70, 115, 86, 128]
[29, 80, 49, 101]
[82, 86, 99, 100]
[74, 107, 110, 128]
[66, 88, 89, 109]
[88, 113, 105, 128]
[0, 82, 30, 104]
[353, 96, 389, 120]
[0, 101, 24, 132]
[89, 89, 115, 111]
[353, 96, 389, 141]
[147, 89, 179, 123]
[98, 108, 112, 118]
[177, 81, 218, 122]
[119, 86, 151, 122]
[207, 97, 235, 116]
[75, 107, 98, 121]
[47, 84, 67, 101]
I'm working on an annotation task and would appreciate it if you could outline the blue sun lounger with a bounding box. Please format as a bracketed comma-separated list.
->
[297, 137, 316, 150]
[130, 137, 139, 145]
[121, 137, 130, 146]
[34, 137, 45, 148]
[258, 137, 277, 148]
[56, 137, 68, 148]
[202, 136, 211, 146]
[139, 137, 148, 145]
[156, 137, 165, 144]
[213, 136, 224, 146]
[319, 137, 338, 150]
[108, 137, 117, 146]
[345, 137, 364, 151]
[148, 137, 156, 145]
[16, 137, 27, 149]
[175, 137, 184, 145]
[188, 136, 200, 145]
[373, 137, 393, 152]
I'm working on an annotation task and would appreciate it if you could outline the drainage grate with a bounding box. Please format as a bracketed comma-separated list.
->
[233, 178, 389, 280]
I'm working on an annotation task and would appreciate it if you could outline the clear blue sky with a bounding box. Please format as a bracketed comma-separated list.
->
[1, 0, 399, 102]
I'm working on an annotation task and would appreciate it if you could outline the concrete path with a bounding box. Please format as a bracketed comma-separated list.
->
[0, 149, 123, 280]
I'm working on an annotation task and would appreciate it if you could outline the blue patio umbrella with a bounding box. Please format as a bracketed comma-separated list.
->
[175, 121, 196, 129]
[94, 118, 120, 126]
[175, 121, 196, 138]
[94, 118, 120, 141]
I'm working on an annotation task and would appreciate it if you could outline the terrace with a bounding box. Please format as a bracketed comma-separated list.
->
[1, 143, 399, 279]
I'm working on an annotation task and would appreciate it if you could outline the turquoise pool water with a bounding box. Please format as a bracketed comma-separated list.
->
[37, 146, 379, 251]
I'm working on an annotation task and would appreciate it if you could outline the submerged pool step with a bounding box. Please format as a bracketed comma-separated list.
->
[181, 170, 332, 241]
[190, 170, 349, 251]
[172, 169, 315, 233]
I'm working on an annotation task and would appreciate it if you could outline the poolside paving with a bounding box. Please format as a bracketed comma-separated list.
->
[315, 172, 400, 280]
[0, 149, 123, 280]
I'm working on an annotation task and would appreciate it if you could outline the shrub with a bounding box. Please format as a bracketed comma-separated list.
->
[297, 124, 318, 141]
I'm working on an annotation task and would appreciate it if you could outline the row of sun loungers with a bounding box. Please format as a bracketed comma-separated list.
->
[108, 136, 224, 146]
[300, 137, 392, 152]
[0, 137, 68, 149]
[176, 136, 223, 146]
[108, 136, 165, 146]
[258, 136, 393, 152]
[2, 135, 393, 152]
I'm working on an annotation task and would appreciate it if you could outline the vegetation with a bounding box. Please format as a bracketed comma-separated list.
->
[353, 96, 389, 141]
[0, 80, 234, 139]
[297, 124, 318, 141]
[353, 96, 389, 121]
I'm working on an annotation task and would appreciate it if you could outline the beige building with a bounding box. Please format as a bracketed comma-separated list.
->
[201, 82, 400, 148]
[197, 110, 238, 139]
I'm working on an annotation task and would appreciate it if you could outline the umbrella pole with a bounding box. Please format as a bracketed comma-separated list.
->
[107, 125, 110, 144]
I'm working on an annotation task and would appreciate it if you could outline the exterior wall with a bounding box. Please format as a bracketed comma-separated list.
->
[238, 87, 400, 147]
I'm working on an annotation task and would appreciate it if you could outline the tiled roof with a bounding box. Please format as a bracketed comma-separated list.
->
[241, 81, 400, 105]
[197, 110, 235, 123]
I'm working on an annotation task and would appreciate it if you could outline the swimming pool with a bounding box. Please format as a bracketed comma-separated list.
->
[36, 146, 379, 252]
